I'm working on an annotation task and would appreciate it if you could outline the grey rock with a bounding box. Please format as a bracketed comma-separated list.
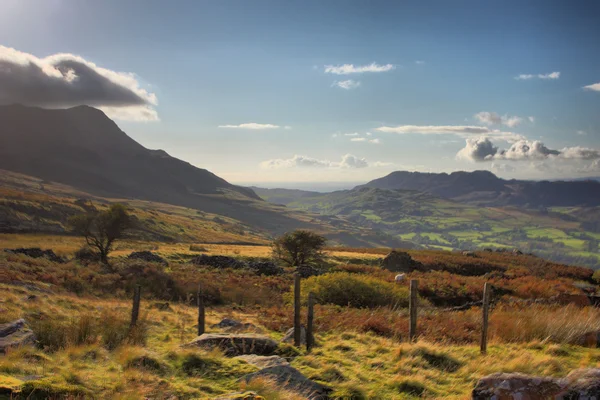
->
[282, 326, 307, 346]
[0, 319, 36, 353]
[4, 248, 64, 263]
[184, 333, 278, 356]
[242, 365, 331, 400]
[235, 355, 290, 368]
[211, 318, 260, 332]
[472, 368, 600, 399]
[380, 250, 423, 273]
[127, 251, 166, 264]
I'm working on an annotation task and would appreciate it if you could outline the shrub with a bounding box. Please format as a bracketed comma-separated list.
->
[392, 380, 426, 397]
[301, 272, 411, 309]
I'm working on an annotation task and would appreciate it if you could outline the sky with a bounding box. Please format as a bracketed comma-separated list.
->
[1, 0, 600, 188]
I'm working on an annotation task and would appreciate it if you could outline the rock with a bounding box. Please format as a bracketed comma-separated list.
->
[191, 254, 246, 269]
[184, 333, 278, 356]
[513, 249, 523, 255]
[242, 365, 331, 400]
[462, 251, 477, 258]
[380, 250, 423, 273]
[247, 261, 284, 276]
[211, 318, 259, 332]
[296, 265, 322, 278]
[4, 248, 64, 263]
[0, 319, 36, 353]
[281, 326, 307, 346]
[214, 392, 265, 400]
[127, 251, 166, 264]
[235, 355, 290, 368]
[472, 368, 600, 399]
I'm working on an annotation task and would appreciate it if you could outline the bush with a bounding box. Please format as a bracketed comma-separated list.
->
[301, 272, 411, 309]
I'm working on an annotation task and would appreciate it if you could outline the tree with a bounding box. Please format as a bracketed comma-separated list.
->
[272, 230, 327, 267]
[69, 203, 130, 264]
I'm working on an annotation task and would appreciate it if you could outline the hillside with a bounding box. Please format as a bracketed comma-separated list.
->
[359, 170, 600, 207]
[253, 186, 600, 269]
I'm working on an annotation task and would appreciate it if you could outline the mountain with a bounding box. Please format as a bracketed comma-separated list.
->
[359, 170, 600, 207]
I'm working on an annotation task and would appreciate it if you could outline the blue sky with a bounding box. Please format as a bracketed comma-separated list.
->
[1, 0, 600, 186]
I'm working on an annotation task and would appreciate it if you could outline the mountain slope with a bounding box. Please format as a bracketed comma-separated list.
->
[359, 170, 600, 207]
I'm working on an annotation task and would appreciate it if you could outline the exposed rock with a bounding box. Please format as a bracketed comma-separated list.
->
[472, 368, 600, 399]
[380, 250, 423, 273]
[247, 261, 284, 276]
[4, 248, 64, 263]
[127, 251, 166, 264]
[235, 355, 289, 368]
[296, 265, 322, 278]
[211, 318, 260, 332]
[214, 392, 265, 400]
[281, 326, 307, 346]
[242, 365, 331, 400]
[0, 319, 36, 353]
[184, 333, 278, 356]
[191, 254, 246, 269]
[513, 249, 523, 255]
[462, 251, 477, 258]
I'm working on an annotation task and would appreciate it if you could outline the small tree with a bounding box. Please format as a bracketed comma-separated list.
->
[272, 230, 327, 267]
[69, 203, 130, 264]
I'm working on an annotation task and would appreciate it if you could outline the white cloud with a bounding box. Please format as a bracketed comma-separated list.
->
[344, 133, 360, 136]
[334, 79, 361, 90]
[474, 111, 523, 128]
[218, 123, 281, 130]
[366, 132, 372, 136]
[260, 154, 370, 169]
[583, 82, 600, 92]
[457, 137, 600, 162]
[515, 71, 560, 80]
[350, 137, 367, 142]
[376, 124, 524, 142]
[324, 62, 395, 75]
[577, 130, 587, 135]
[528, 116, 535, 123]
[284, 125, 292, 130]
[0, 45, 158, 121]
[369, 138, 381, 144]
[415, 60, 425, 65]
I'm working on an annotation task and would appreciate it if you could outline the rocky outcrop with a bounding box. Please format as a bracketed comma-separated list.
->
[247, 261, 284, 276]
[184, 333, 278, 356]
[242, 365, 331, 400]
[127, 251, 167, 264]
[281, 326, 307, 346]
[235, 355, 290, 368]
[191, 254, 247, 269]
[4, 248, 64, 263]
[0, 319, 36, 353]
[380, 250, 423, 273]
[211, 318, 260, 332]
[472, 368, 600, 399]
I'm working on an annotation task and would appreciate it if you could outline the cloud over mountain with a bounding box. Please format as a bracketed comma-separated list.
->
[324, 63, 395, 75]
[376, 124, 524, 142]
[0, 46, 158, 121]
[260, 154, 370, 169]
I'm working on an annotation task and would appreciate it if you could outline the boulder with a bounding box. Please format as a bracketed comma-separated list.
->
[242, 365, 331, 400]
[472, 368, 600, 399]
[281, 326, 307, 346]
[296, 265, 322, 278]
[211, 318, 260, 332]
[4, 248, 64, 263]
[127, 251, 166, 264]
[184, 333, 278, 356]
[0, 319, 36, 353]
[235, 355, 289, 368]
[380, 250, 423, 273]
[462, 251, 477, 258]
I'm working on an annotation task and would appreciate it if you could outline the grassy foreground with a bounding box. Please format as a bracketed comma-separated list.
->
[2, 283, 599, 400]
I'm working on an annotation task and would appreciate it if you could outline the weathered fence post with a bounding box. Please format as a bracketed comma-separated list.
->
[307, 292, 315, 352]
[197, 285, 205, 336]
[130, 284, 141, 328]
[480, 282, 491, 354]
[409, 279, 418, 343]
[294, 273, 302, 347]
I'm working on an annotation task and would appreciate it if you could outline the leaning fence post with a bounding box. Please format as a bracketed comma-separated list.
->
[197, 285, 205, 336]
[409, 279, 418, 343]
[480, 282, 491, 354]
[306, 292, 315, 352]
[294, 273, 302, 347]
[130, 284, 141, 329]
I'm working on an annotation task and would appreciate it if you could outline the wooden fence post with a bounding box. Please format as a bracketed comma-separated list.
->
[480, 282, 491, 354]
[130, 284, 141, 328]
[294, 273, 302, 347]
[409, 279, 418, 343]
[306, 292, 315, 352]
[197, 285, 205, 336]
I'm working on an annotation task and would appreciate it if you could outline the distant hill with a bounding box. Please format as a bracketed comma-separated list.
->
[358, 170, 600, 207]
